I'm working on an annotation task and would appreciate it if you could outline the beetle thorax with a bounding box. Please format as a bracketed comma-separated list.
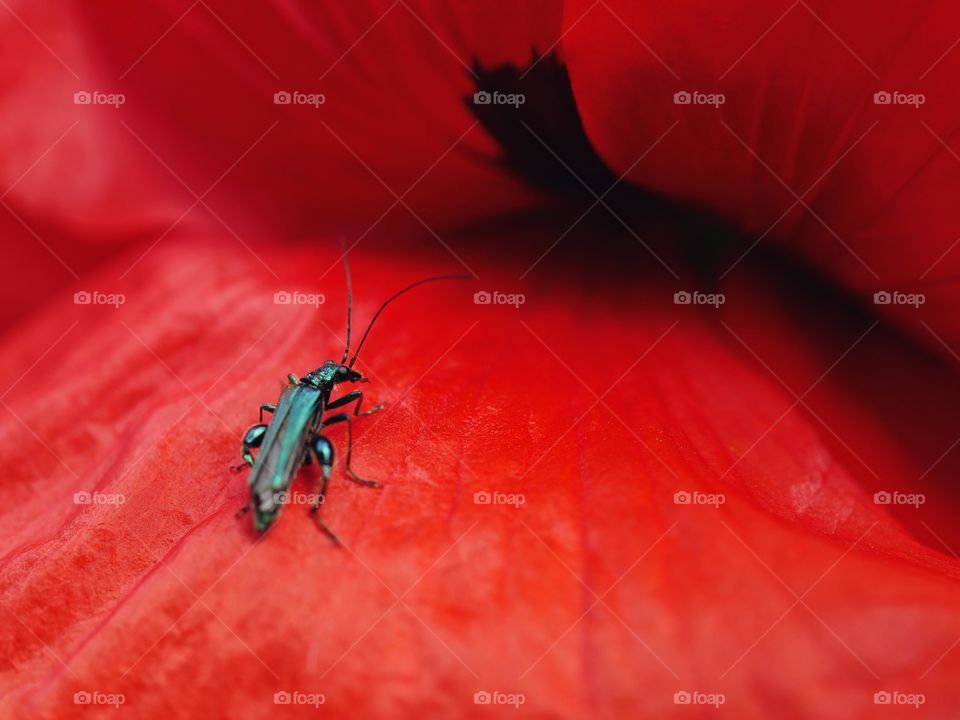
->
[306, 361, 338, 385]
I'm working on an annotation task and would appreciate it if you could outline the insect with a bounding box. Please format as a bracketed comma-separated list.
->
[232, 251, 466, 543]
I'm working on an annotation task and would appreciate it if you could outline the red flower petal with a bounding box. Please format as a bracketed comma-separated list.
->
[72, 0, 564, 237]
[3, 237, 960, 717]
[5, 2, 960, 717]
[561, 0, 960, 351]
[0, 1, 184, 231]
[0, 1, 189, 330]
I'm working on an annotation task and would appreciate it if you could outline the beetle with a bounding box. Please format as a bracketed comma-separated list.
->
[232, 251, 466, 543]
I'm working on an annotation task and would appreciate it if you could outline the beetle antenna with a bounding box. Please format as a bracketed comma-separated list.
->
[340, 239, 353, 365]
[349, 274, 469, 368]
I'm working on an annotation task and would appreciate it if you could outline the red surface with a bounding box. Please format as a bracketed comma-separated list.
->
[2, 2, 960, 719]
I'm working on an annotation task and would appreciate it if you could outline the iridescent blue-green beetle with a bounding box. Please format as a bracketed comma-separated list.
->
[232, 251, 465, 543]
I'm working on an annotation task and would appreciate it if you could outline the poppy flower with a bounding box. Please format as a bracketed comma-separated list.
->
[2, 2, 960, 718]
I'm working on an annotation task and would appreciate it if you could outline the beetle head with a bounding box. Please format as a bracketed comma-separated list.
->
[333, 364, 364, 384]
[253, 506, 279, 532]
[252, 497, 280, 532]
[252, 488, 288, 531]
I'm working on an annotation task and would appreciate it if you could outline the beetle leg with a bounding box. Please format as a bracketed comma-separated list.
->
[321, 413, 383, 488]
[326, 390, 383, 416]
[309, 435, 340, 545]
[287, 373, 300, 385]
[259, 403, 277, 423]
[310, 436, 334, 505]
[230, 423, 268, 472]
